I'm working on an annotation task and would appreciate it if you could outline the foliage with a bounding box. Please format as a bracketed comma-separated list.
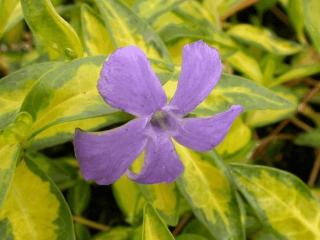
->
[0, 0, 320, 239]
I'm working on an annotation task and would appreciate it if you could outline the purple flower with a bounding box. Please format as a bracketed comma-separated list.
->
[74, 41, 243, 185]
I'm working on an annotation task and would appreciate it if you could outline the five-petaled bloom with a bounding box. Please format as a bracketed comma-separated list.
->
[74, 41, 243, 185]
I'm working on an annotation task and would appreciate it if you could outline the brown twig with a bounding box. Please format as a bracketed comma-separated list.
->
[271, 119, 291, 136]
[172, 213, 193, 236]
[308, 150, 320, 187]
[73, 215, 110, 231]
[304, 78, 320, 87]
[284, 78, 319, 88]
[299, 105, 320, 128]
[0, 55, 8, 76]
[270, 6, 289, 25]
[251, 120, 289, 157]
[298, 81, 320, 113]
[221, 0, 258, 20]
[252, 133, 295, 159]
[290, 117, 313, 132]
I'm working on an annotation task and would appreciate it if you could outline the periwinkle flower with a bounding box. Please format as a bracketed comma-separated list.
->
[74, 41, 243, 185]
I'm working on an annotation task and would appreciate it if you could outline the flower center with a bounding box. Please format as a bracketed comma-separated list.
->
[150, 110, 170, 130]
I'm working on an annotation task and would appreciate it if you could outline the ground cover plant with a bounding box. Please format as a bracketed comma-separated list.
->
[0, 0, 320, 239]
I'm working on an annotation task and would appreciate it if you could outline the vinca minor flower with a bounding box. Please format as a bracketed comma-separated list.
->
[74, 41, 243, 185]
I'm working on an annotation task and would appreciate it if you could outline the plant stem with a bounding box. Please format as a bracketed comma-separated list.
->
[290, 117, 313, 132]
[172, 213, 193, 236]
[271, 6, 289, 25]
[308, 150, 320, 187]
[221, 0, 258, 20]
[73, 215, 110, 231]
[299, 81, 320, 113]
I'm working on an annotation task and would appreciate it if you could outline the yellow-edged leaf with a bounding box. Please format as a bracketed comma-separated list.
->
[232, 164, 320, 239]
[216, 118, 252, 156]
[0, 135, 20, 207]
[304, 0, 320, 53]
[139, 183, 179, 226]
[29, 112, 130, 150]
[142, 204, 175, 240]
[20, 56, 116, 140]
[112, 176, 145, 225]
[0, 0, 19, 37]
[130, 153, 180, 226]
[0, 62, 63, 130]
[245, 87, 298, 127]
[196, 74, 292, 115]
[0, 160, 75, 239]
[94, 0, 171, 63]
[21, 0, 83, 59]
[226, 50, 263, 83]
[228, 24, 302, 55]
[80, 4, 113, 56]
[175, 145, 244, 239]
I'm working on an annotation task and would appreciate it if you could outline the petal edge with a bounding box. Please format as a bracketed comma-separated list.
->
[127, 126, 184, 184]
[172, 105, 243, 151]
[74, 118, 148, 185]
[169, 41, 222, 115]
[98, 46, 167, 117]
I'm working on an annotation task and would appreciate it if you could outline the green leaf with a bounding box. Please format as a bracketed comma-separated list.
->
[138, 183, 180, 226]
[228, 24, 302, 55]
[175, 145, 244, 240]
[173, 0, 218, 31]
[182, 218, 212, 239]
[80, 4, 113, 56]
[20, 0, 83, 59]
[94, 227, 132, 240]
[216, 0, 250, 19]
[20, 56, 116, 140]
[287, 0, 305, 42]
[0, 0, 19, 37]
[130, 153, 180, 226]
[196, 74, 292, 115]
[67, 179, 91, 215]
[0, 112, 33, 207]
[112, 176, 145, 224]
[74, 224, 91, 240]
[156, 1, 219, 45]
[261, 54, 278, 85]
[216, 118, 252, 156]
[295, 128, 320, 148]
[226, 50, 263, 83]
[164, 73, 292, 115]
[270, 64, 320, 87]
[0, 218, 14, 239]
[29, 112, 130, 150]
[304, 0, 320, 53]
[245, 87, 298, 127]
[222, 140, 256, 164]
[0, 160, 75, 240]
[176, 234, 208, 240]
[0, 61, 63, 130]
[255, 0, 278, 13]
[232, 164, 320, 239]
[134, 0, 184, 24]
[0, 135, 20, 208]
[94, 0, 172, 63]
[26, 152, 78, 190]
[142, 204, 175, 240]
[1, 2, 23, 37]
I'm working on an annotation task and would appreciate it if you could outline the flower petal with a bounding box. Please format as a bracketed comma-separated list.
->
[169, 41, 222, 115]
[172, 105, 243, 151]
[74, 118, 148, 185]
[127, 127, 184, 184]
[98, 46, 167, 117]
